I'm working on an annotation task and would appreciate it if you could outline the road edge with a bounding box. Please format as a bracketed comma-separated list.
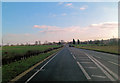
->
[10, 48, 62, 82]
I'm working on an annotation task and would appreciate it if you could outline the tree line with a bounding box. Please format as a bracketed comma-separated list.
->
[71, 38, 119, 46]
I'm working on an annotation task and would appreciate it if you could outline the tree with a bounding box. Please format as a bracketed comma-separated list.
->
[39, 41, 41, 45]
[77, 39, 80, 44]
[89, 40, 93, 44]
[95, 40, 100, 45]
[58, 41, 61, 45]
[73, 39, 75, 44]
[35, 41, 38, 45]
[44, 41, 48, 44]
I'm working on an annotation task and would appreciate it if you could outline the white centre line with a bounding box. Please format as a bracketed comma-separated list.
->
[25, 49, 63, 83]
[77, 61, 91, 80]
[72, 54, 76, 60]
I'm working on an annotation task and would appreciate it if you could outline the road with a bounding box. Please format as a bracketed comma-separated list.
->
[17, 46, 119, 82]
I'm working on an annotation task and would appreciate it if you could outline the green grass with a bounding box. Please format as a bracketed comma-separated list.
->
[2, 48, 60, 83]
[2, 45, 61, 65]
[75, 44, 118, 54]
[2, 45, 60, 58]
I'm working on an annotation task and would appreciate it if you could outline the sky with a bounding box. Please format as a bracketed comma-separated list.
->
[1, 0, 120, 2]
[2, 2, 118, 44]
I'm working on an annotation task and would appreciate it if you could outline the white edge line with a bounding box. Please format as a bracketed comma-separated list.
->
[77, 61, 91, 80]
[25, 48, 63, 83]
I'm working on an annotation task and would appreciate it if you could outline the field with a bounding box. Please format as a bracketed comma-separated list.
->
[2, 48, 61, 83]
[75, 44, 119, 54]
[2, 45, 62, 83]
[2, 45, 60, 56]
[2, 45, 61, 64]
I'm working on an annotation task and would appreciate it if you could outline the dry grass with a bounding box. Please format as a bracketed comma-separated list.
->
[76, 45, 118, 54]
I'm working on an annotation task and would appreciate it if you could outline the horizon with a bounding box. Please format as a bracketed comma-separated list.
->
[2, 37, 119, 46]
[2, 2, 118, 45]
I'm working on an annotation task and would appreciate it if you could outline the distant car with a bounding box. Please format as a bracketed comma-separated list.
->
[69, 45, 74, 47]
[69, 45, 71, 47]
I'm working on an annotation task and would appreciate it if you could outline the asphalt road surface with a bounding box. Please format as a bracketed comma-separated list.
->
[18, 45, 119, 82]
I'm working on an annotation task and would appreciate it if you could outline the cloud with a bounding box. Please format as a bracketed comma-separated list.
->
[65, 3, 72, 6]
[33, 22, 118, 34]
[33, 22, 118, 41]
[80, 5, 88, 10]
[61, 13, 67, 16]
[33, 25, 47, 29]
[89, 22, 118, 28]
[58, 2, 64, 5]
[3, 22, 118, 45]
[34, 22, 118, 32]
[65, 3, 73, 8]
[33, 25, 57, 29]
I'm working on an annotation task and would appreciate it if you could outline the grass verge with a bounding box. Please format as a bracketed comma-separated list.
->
[2, 48, 61, 83]
[75, 45, 119, 55]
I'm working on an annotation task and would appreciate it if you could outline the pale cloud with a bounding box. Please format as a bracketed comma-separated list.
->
[89, 22, 118, 28]
[33, 25, 57, 29]
[80, 5, 88, 10]
[49, 13, 57, 17]
[3, 22, 118, 45]
[34, 22, 118, 35]
[51, 14, 57, 17]
[58, 2, 64, 5]
[65, 3, 73, 8]
[24, 33, 31, 36]
[61, 13, 67, 16]
[65, 3, 72, 6]
[34, 22, 118, 39]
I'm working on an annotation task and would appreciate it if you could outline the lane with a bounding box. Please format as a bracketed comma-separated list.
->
[18, 47, 87, 82]
[69, 47, 119, 81]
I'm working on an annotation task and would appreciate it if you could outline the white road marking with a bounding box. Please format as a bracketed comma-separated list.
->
[91, 56, 118, 80]
[108, 61, 120, 66]
[71, 52, 72, 55]
[80, 62, 93, 64]
[85, 67, 97, 69]
[78, 57, 88, 59]
[72, 55, 76, 60]
[91, 75, 106, 78]
[84, 52, 115, 81]
[95, 56, 101, 59]
[25, 49, 63, 83]
[77, 61, 91, 80]
[79, 59, 90, 60]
